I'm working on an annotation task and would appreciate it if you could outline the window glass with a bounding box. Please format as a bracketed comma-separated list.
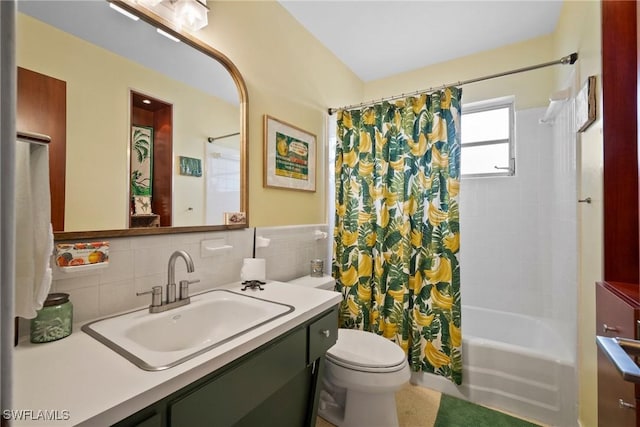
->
[461, 107, 510, 143]
[461, 99, 514, 177]
[461, 143, 509, 175]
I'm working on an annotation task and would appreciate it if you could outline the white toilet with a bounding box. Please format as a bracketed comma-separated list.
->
[288, 275, 411, 427]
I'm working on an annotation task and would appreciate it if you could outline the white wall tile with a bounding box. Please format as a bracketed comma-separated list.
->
[50, 225, 328, 323]
[99, 250, 134, 284]
[99, 280, 140, 316]
[459, 106, 577, 347]
[255, 224, 329, 282]
[133, 246, 171, 277]
[66, 286, 100, 323]
[55, 273, 100, 292]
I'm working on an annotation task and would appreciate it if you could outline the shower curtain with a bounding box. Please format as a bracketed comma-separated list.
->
[332, 88, 462, 384]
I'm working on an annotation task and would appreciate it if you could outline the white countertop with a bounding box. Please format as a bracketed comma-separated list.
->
[12, 281, 341, 426]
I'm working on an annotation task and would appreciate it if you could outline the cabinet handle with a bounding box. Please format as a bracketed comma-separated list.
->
[619, 399, 636, 410]
[320, 329, 331, 338]
[603, 324, 620, 334]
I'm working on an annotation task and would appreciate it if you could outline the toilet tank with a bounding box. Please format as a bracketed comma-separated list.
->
[288, 275, 336, 291]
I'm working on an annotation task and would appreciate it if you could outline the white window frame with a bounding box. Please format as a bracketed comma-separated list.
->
[461, 96, 515, 178]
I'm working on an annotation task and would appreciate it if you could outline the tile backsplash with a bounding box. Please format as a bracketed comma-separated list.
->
[36, 224, 329, 329]
[255, 224, 331, 282]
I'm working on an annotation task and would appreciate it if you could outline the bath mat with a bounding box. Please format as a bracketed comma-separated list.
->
[434, 394, 540, 427]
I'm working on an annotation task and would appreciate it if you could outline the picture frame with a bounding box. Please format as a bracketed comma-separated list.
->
[224, 211, 246, 225]
[263, 115, 316, 192]
[131, 125, 153, 196]
[576, 75, 596, 133]
[134, 195, 152, 215]
[179, 156, 202, 177]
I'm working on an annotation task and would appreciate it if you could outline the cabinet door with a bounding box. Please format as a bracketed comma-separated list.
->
[597, 283, 638, 426]
[598, 347, 637, 427]
[169, 328, 306, 427]
[308, 308, 338, 363]
[234, 366, 313, 427]
[112, 409, 162, 427]
[596, 284, 636, 339]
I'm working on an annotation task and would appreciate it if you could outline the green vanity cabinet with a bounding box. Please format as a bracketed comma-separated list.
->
[113, 306, 338, 427]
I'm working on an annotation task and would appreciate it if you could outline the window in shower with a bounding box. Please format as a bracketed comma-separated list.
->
[461, 96, 515, 177]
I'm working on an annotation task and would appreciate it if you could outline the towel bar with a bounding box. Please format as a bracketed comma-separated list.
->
[17, 130, 51, 145]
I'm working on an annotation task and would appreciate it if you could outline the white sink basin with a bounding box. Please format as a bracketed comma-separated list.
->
[82, 289, 294, 371]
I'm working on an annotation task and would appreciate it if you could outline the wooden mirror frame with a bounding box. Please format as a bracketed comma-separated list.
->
[53, 0, 249, 241]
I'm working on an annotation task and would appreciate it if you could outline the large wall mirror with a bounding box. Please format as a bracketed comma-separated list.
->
[16, 0, 248, 240]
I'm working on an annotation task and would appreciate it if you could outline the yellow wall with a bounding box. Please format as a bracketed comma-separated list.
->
[553, 1, 602, 426]
[194, 1, 363, 227]
[364, 35, 556, 110]
[17, 2, 604, 422]
[194, 1, 562, 226]
[17, 14, 239, 231]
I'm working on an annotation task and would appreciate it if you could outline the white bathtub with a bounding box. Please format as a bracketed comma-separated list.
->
[412, 305, 577, 426]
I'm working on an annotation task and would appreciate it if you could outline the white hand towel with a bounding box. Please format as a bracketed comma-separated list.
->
[15, 142, 53, 319]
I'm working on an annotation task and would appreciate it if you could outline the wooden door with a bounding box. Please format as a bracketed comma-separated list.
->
[16, 67, 66, 232]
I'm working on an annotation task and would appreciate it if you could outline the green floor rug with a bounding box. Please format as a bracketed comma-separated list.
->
[434, 394, 541, 427]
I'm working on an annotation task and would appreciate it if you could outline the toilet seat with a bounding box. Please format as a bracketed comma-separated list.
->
[326, 329, 408, 373]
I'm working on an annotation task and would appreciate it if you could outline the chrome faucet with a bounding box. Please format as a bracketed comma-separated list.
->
[167, 250, 195, 303]
[137, 250, 200, 313]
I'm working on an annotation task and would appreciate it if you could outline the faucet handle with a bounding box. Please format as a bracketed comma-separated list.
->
[179, 279, 200, 300]
[136, 286, 162, 307]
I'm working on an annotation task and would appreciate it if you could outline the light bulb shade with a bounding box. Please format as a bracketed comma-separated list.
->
[175, 0, 208, 31]
[137, 0, 164, 7]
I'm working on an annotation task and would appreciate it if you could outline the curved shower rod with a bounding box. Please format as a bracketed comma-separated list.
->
[328, 52, 578, 115]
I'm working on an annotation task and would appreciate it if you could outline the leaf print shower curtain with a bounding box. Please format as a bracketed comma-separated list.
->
[333, 88, 462, 384]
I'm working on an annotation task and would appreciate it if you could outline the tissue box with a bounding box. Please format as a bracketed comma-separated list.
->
[55, 242, 109, 267]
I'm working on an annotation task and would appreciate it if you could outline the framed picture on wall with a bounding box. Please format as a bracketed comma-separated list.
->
[134, 196, 152, 215]
[263, 115, 316, 192]
[178, 156, 202, 177]
[576, 75, 596, 133]
[131, 125, 153, 196]
[224, 211, 246, 225]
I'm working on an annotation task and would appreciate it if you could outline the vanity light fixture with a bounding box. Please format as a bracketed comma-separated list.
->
[156, 28, 181, 42]
[135, 0, 209, 32]
[137, 0, 164, 7]
[109, 3, 140, 21]
[174, 0, 208, 32]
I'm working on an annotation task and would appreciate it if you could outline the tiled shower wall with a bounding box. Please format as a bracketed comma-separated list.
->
[459, 106, 577, 356]
[44, 224, 328, 325]
[548, 98, 578, 347]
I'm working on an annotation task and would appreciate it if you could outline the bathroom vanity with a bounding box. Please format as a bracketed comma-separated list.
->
[12, 282, 341, 426]
[115, 307, 337, 426]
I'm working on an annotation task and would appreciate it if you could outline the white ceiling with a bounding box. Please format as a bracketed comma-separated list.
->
[279, 1, 564, 82]
[19, 1, 564, 99]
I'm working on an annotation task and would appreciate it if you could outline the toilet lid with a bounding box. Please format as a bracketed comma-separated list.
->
[326, 329, 407, 371]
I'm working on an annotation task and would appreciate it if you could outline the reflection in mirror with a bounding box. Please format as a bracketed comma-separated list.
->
[16, 0, 247, 238]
